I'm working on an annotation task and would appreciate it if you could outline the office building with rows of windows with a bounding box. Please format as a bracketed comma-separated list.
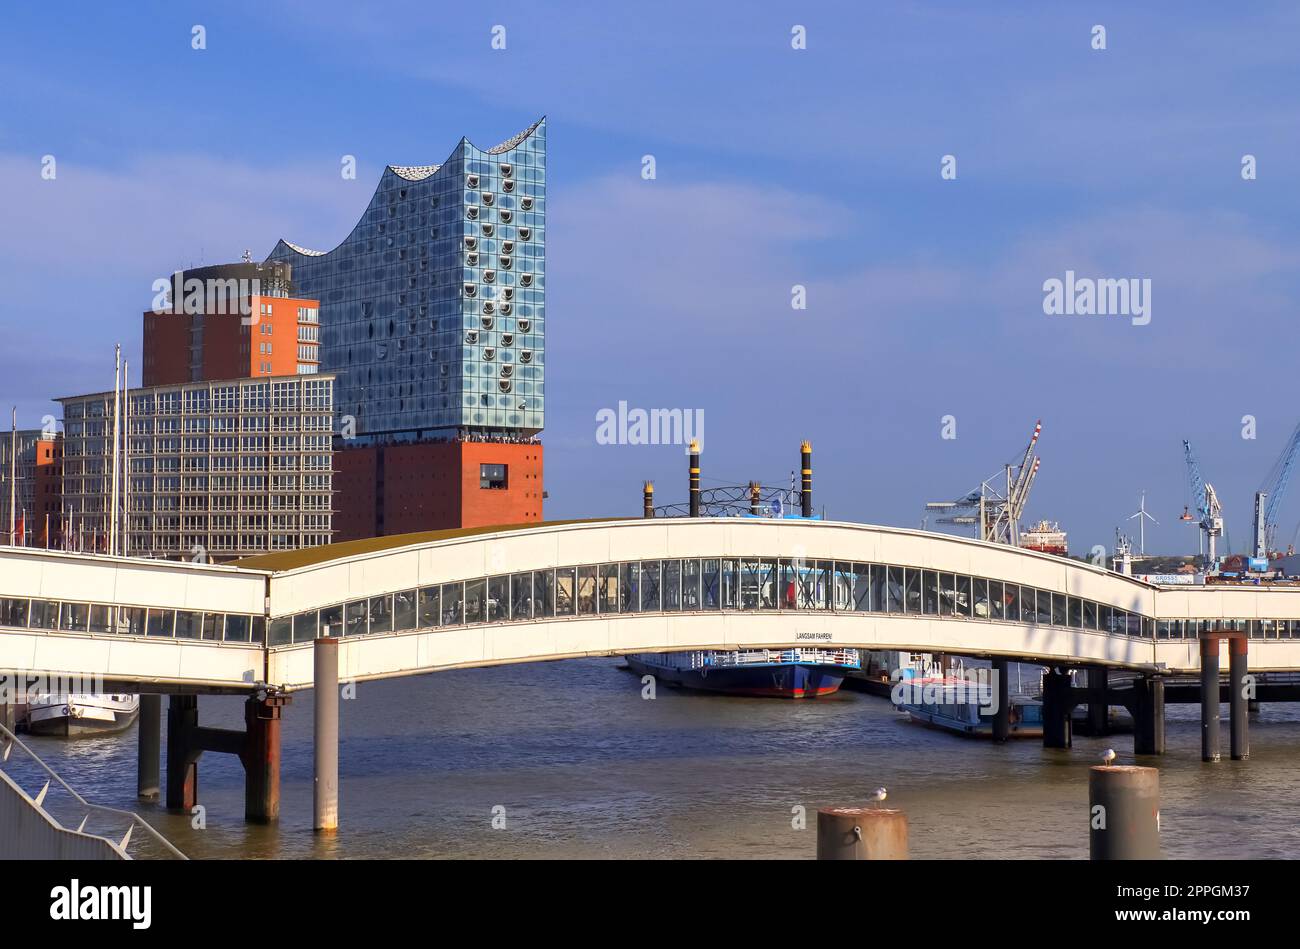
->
[58, 374, 335, 560]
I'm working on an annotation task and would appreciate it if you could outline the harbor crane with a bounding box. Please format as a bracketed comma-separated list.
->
[1180, 439, 1223, 568]
[926, 420, 1042, 547]
[1252, 419, 1300, 565]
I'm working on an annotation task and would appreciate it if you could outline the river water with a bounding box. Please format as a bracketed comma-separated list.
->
[13, 659, 1300, 859]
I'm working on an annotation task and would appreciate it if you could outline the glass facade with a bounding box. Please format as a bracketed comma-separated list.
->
[267, 119, 546, 441]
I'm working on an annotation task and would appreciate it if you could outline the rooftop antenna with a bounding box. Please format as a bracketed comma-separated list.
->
[1128, 490, 1157, 555]
[242, 248, 253, 263]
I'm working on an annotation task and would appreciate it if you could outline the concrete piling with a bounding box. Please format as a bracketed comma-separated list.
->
[991, 657, 1010, 743]
[1042, 667, 1073, 749]
[314, 636, 340, 832]
[1132, 676, 1165, 756]
[136, 693, 161, 802]
[816, 806, 907, 860]
[1200, 638, 1221, 762]
[1087, 666, 1109, 736]
[1089, 765, 1160, 860]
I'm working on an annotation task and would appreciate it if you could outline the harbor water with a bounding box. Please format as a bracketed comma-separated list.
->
[12, 658, 1300, 859]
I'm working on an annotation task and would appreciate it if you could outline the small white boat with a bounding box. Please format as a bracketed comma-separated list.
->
[893, 674, 1043, 739]
[25, 694, 140, 737]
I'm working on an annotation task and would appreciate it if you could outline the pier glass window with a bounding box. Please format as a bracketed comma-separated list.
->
[292, 612, 317, 643]
[120, 607, 146, 636]
[598, 565, 619, 613]
[808, 561, 832, 610]
[534, 571, 555, 617]
[394, 590, 418, 631]
[321, 604, 344, 636]
[369, 595, 394, 633]
[779, 560, 798, 609]
[1003, 585, 1021, 622]
[269, 616, 292, 646]
[224, 614, 251, 643]
[957, 576, 973, 617]
[576, 566, 597, 615]
[1, 597, 28, 628]
[1099, 605, 1113, 635]
[1156, 619, 1173, 640]
[345, 600, 368, 636]
[903, 569, 920, 613]
[662, 560, 681, 611]
[31, 600, 58, 629]
[1067, 597, 1082, 629]
[147, 609, 175, 638]
[850, 563, 872, 611]
[741, 559, 776, 609]
[89, 605, 112, 634]
[1052, 594, 1067, 628]
[464, 579, 486, 624]
[441, 583, 464, 625]
[488, 577, 509, 621]
[1083, 599, 1097, 630]
[720, 559, 739, 610]
[884, 567, 903, 613]
[938, 573, 957, 616]
[418, 587, 441, 628]
[60, 602, 89, 632]
[554, 569, 576, 616]
[682, 559, 701, 610]
[640, 561, 662, 612]
[701, 559, 722, 609]
[510, 573, 533, 620]
[620, 563, 640, 613]
[922, 571, 939, 616]
[176, 611, 201, 639]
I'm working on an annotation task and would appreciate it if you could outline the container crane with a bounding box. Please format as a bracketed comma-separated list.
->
[1181, 439, 1223, 569]
[1252, 420, 1300, 566]
[926, 420, 1042, 546]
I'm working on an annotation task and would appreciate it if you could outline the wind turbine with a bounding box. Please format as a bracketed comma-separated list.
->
[1128, 491, 1158, 555]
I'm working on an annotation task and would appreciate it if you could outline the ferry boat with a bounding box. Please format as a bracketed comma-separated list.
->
[625, 648, 861, 698]
[24, 694, 140, 737]
[892, 674, 1043, 738]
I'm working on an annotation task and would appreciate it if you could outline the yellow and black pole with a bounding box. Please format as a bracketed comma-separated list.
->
[643, 481, 654, 519]
[800, 440, 813, 518]
[688, 439, 701, 517]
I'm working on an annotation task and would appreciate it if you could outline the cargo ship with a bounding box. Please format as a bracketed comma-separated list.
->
[625, 648, 861, 698]
[1020, 519, 1068, 557]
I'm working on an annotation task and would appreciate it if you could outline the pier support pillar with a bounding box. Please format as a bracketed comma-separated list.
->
[165, 694, 200, 813]
[816, 807, 907, 860]
[1132, 677, 1165, 757]
[0, 700, 15, 734]
[137, 694, 161, 802]
[242, 694, 289, 824]
[1200, 638, 1221, 763]
[1229, 637, 1249, 761]
[314, 637, 340, 832]
[991, 657, 1010, 743]
[1089, 766, 1160, 860]
[1087, 666, 1109, 736]
[1042, 668, 1073, 749]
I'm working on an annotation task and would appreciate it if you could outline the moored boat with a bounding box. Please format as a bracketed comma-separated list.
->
[892, 674, 1043, 738]
[24, 694, 140, 737]
[625, 648, 860, 698]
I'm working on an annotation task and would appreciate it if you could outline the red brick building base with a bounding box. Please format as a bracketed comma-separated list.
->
[333, 441, 543, 542]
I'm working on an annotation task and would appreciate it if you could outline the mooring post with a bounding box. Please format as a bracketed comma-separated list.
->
[1200, 637, 1221, 763]
[1132, 676, 1165, 756]
[137, 693, 161, 802]
[816, 806, 907, 860]
[1229, 636, 1249, 761]
[1087, 666, 1109, 735]
[991, 657, 1010, 743]
[1089, 765, 1160, 860]
[165, 694, 200, 812]
[242, 693, 290, 823]
[1042, 667, 1073, 749]
[314, 636, 340, 832]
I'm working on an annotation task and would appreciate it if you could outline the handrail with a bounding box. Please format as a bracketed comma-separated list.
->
[0, 720, 187, 859]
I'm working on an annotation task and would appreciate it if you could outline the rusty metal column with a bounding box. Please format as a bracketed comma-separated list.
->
[137, 693, 161, 802]
[1200, 636, 1221, 762]
[1089, 765, 1160, 859]
[816, 806, 907, 859]
[242, 693, 290, 823]
[1229, 636, 1249, 761]
[314, 637, 340, 832]
[642, 481, 654, 519]
[166, 694, 200, 813]
[991, 657, 1010, 743]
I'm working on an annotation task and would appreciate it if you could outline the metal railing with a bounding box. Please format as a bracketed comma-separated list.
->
[0, 720, 186, 859]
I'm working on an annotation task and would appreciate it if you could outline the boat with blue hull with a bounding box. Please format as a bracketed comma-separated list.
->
[625, 648, 860, 698]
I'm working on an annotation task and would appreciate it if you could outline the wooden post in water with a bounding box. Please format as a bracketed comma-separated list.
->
[1089, 765, 1160, 860]
[816, 806, 907, 860]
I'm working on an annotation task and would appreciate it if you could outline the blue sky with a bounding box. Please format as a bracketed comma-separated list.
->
[3, 1, 1300, 555]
